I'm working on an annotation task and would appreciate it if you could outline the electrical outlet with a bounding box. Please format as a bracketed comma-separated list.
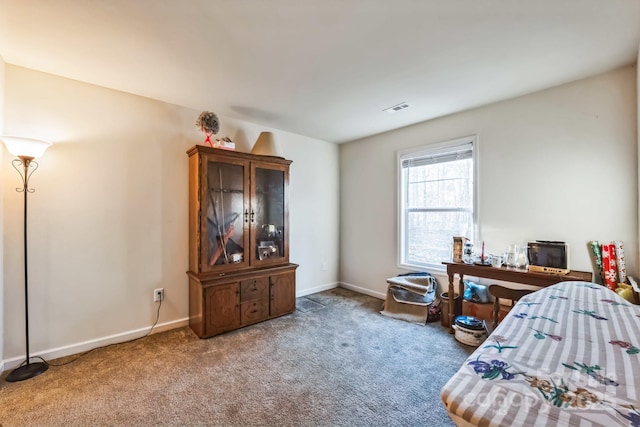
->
[154, 288, 164, 302]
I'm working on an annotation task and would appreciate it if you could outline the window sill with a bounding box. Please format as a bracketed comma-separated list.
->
[398, 262, 448, 276]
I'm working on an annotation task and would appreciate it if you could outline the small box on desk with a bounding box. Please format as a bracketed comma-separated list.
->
[462, 300, 511, 322]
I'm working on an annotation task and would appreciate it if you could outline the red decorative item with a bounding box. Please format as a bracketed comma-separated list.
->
[203, 131, 214, 147]
[602, 243, 617, 291]
[608, 243, 617, 288]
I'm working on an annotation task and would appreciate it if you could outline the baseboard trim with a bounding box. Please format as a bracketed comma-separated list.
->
[296, 282, 339, 297]
[2, 317, 189, 372]
[2, 283, 387, 372]
[339, 282, 385, 300]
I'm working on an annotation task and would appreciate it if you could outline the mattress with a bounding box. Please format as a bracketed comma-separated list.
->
[441, 281, 640, 426]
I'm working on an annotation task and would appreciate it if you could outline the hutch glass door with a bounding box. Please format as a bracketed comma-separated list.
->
[252, 163, 287, 265]
[202, 157, 248, 272]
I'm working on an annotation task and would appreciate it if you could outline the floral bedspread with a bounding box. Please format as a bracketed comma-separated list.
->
[440, 281, 640, 426]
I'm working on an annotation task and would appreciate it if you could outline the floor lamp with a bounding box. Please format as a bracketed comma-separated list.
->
[1, 136, 52, 382]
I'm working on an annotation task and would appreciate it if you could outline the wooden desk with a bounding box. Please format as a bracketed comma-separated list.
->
[442, 262, 593, 333]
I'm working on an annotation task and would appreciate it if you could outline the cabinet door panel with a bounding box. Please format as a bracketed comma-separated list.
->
[270, 272, 296, 317]
[204, 283, 240, 336]
[251, 162, 289, 266]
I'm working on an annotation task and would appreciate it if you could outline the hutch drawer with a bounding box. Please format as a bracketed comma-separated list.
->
[240, 277, 269, 302]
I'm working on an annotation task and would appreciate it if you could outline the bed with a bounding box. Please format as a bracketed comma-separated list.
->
[441, 281, 640, 426]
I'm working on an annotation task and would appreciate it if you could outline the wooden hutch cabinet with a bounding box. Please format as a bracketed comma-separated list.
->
[187, 145, 298, 338]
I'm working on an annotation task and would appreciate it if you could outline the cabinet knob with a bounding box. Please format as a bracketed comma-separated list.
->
[250, 210, 255, 223]
[244, 209, 249, 223]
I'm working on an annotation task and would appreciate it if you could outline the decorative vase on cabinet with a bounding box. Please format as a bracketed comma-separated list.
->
[187, 145, 298, 338]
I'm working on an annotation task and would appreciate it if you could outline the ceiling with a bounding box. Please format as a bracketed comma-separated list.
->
[0, 1, 639, 144]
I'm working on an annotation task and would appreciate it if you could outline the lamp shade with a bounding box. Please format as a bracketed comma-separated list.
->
[0, 136, 52, 158]
[251, 132, 277, 156]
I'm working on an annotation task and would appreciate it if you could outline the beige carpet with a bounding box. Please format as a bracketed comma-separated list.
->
[0, 288, 473, 426]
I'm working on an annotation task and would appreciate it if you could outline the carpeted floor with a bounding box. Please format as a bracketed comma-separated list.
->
[0, 288, 474, 426]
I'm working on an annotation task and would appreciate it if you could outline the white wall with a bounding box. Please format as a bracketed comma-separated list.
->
[0, 55, 5, 372]
[340, 66, 638, 298]
[1, 65, 339, 367]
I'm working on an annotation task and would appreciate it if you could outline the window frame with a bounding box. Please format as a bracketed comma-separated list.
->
[397, 135, 479, 272]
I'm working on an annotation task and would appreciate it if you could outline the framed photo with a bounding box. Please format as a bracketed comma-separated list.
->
[258, 245, 279, 260]
[452, 236, 467, 262]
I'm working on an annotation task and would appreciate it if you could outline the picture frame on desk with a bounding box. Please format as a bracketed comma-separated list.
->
[452, 236, 467, 263]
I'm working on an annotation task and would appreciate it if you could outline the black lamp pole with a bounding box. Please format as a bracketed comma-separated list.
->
[6, 156, 48, 382]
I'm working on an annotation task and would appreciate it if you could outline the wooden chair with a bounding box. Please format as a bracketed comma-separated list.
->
[486, 284, 535, 333]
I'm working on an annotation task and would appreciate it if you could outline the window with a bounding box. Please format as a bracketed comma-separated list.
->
[398, 136, 477, 270]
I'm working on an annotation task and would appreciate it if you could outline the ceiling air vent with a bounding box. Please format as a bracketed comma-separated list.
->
[383, 102, 410, 113]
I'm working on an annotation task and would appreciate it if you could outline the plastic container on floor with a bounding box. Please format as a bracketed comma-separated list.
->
[440, 292, 460, 328]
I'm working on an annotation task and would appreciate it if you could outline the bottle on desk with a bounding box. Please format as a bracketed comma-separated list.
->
[515, 246, 528, 269]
